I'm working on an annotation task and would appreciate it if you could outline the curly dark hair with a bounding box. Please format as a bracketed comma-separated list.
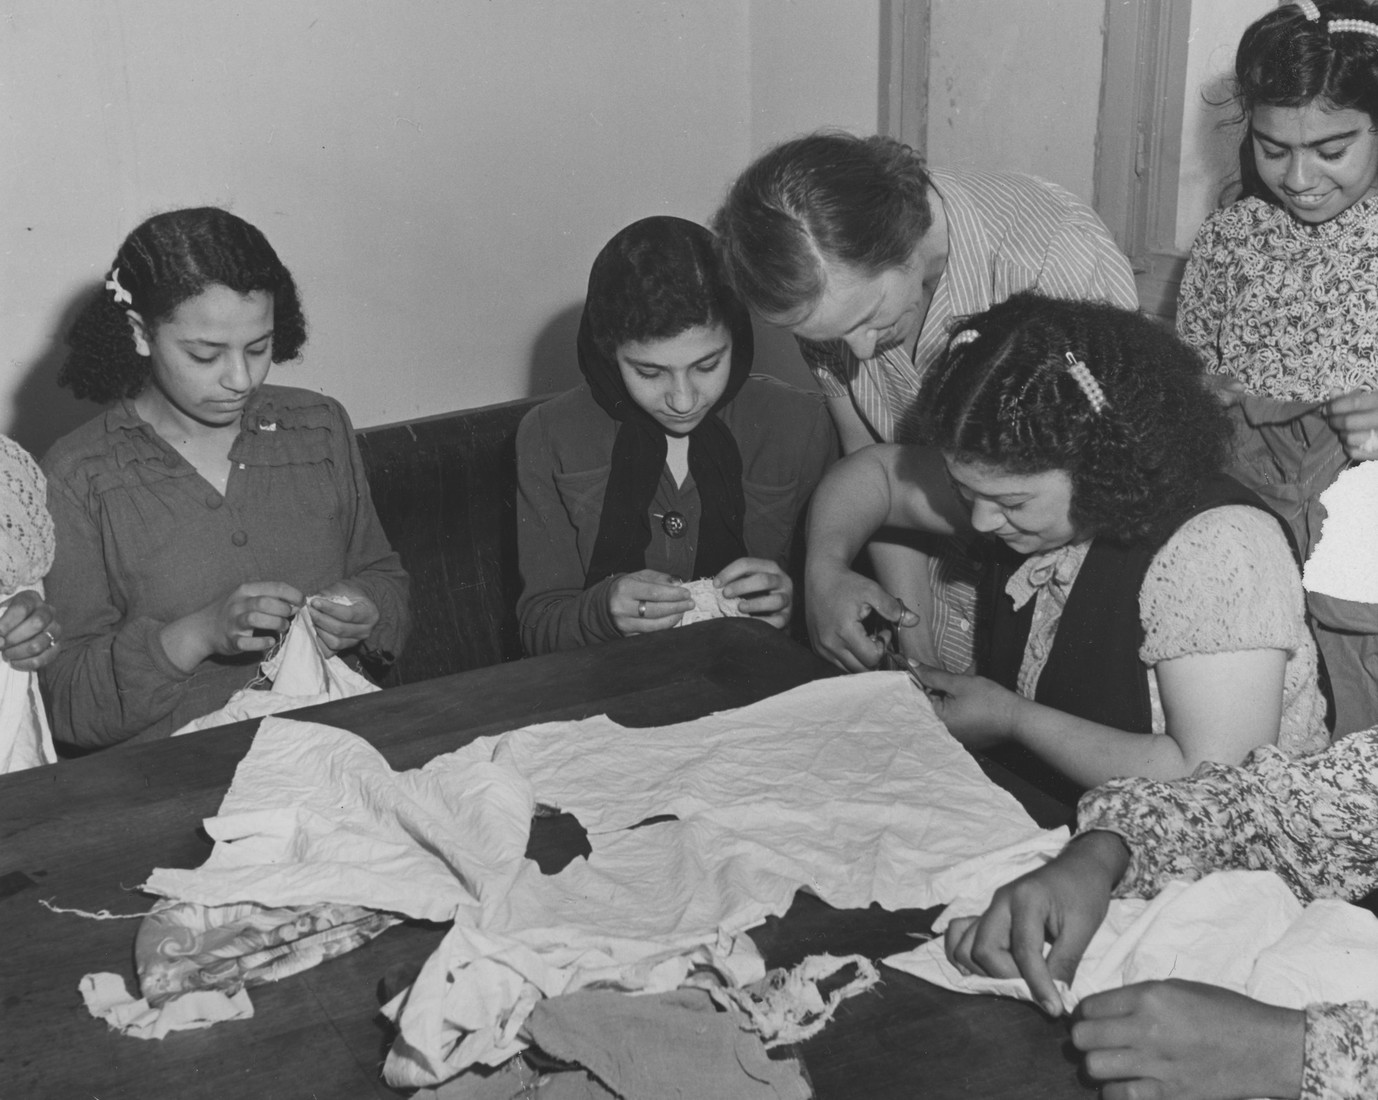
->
[914, 293, 1232, 545]
[1231, 1, 1378, 204]
[583, 215, 740, 356]
[711, 130, 933, 321]
[60, 207, 308, 404]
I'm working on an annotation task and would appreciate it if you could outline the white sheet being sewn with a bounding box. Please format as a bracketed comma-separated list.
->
[142, 672, 1050, 1086]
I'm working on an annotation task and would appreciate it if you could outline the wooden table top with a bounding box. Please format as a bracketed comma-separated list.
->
[0, 618, 1089, 1099]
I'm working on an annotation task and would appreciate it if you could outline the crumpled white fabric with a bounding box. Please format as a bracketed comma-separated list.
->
[173, 600, 378, 736]
[888, 860, 1378, 1017]
[142, 673, 1046, 1087]
[79, 972, 253, 1039]
[677, 578, 746, 626]
[145, 716, 535, 922]
[0, 587, 55, 774]
[1304, 461, 1378, 602]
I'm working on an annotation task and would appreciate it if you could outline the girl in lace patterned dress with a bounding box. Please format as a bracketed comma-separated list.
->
[1177, 0, 1378, 734]
[806, 294, 1329, 799]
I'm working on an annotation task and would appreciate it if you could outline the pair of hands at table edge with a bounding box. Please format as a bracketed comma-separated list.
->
[609, 557, 793, 637]
[1213, 377, 1378, 462]
[158, 579, 379, 672]
[943, 831, 1307, 1100]
[0, 589, 61, 671]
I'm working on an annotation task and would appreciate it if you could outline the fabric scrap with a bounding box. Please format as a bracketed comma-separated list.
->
[80, 971, 253, 1039]
[1304, 462, 1378, 603]
[518, 988, 810, 1100]
[135, 898, 399, 1006]
[703, 953, 879, 1047]
[145, 716, 534, 922]
[678, 578, 746, 626]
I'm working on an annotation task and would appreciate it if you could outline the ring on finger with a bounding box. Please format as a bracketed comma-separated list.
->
[638, 600, 647, 619]
[41, 630, 56, 649]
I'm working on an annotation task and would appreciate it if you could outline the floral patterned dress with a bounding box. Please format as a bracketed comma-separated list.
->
[1177, 195, 1378, 400]
[1077, 731, 1378, 1099]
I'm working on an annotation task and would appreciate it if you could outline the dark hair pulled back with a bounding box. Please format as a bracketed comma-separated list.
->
[1233, 1, 1378, 203]
[712, 130, 933, 320]
[61, 206, 307, 403]
[916, 293, 1231, 544]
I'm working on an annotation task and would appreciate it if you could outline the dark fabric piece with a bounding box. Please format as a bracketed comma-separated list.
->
[522, 988, 810, 1100]
[1230, 396, 1362, 734]
[578, 217, 754, 587]
[983, 474, 1283, 735]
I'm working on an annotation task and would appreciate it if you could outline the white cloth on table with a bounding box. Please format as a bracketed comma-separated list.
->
[0, 590, 55, 773]
[888, 854, 1378, 1019]
[141, 673, 1045, 1086]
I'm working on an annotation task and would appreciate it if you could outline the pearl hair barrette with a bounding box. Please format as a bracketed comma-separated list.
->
[1295, 0, 1320, 21]
[950, 328, 980, 348]
[1063, 352, 1109, 415]
[1329, 17, 1378, 39]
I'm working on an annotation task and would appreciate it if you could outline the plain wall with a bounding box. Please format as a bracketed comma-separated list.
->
[926, 0, 1106, 203]
[1176, 0, 1275, 250]
[1, 0, 879, 455]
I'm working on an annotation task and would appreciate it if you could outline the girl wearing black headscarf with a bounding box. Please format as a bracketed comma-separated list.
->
[515, 216, 838, 655]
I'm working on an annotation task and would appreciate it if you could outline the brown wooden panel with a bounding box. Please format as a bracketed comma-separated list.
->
[357, 397, 545, 685]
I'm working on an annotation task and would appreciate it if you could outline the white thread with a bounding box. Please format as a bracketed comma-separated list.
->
[1064, 352, 1109, 415]
[40, 897, 147, 921]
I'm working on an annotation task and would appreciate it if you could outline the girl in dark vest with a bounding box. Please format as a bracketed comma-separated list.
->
[806, 292, 1328, 792]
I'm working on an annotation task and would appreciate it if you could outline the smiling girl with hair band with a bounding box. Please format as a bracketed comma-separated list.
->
[1178, 0, 1378, 734]
[806, 293, 1329, 799]
[43, 207, 409, 748]
[515, 216, 837, 655]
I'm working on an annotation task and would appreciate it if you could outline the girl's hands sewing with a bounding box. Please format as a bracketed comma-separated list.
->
[911, 663, 1024, 750]
[610, 570, 693, 636]
[1072, 980, 1305, 1100]
[944, 830, 1127, 1016]
[161, 581, 303, 671]
[309, 581, 380, 652]
[715, 556, 792, 629]
[0, 590, 61, 671]
[1326, 388, 1378, 460]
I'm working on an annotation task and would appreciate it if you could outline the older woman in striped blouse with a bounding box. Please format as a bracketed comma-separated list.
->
[713, 131, 1138, 676]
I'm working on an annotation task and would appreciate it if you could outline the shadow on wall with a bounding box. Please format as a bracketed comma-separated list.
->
[523, 298, 818, 399]
[10, 283, 103, 460]
[526, 301, 584, 399]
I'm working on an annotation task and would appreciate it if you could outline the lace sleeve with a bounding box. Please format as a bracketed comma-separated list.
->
[1139, 506, 1304, 663]
[0, 434, 53, 592]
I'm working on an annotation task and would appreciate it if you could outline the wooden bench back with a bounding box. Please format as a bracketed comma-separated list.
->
[357, 397, 543, 684]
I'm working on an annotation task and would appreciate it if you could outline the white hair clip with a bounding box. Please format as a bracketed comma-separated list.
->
[950, 328, 980, 348]
[1330, 17, 1378, 38]
[1064, 352, 1109, 415]
[105, 266, 133, 306]
[1295, 0, 1321, 22]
